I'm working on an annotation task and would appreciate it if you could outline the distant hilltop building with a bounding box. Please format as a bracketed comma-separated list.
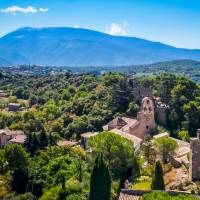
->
[0, 90, 7, 98]
[190, 129, 200, 181]
[103, 96, 156, 149]
[8, 103, 21, 112]
[0, 129, 26, 147]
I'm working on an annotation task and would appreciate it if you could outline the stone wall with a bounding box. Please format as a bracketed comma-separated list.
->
[156, 106, 167, 126]
[120, 189, 193, 197]
[190, 129, 200, 181]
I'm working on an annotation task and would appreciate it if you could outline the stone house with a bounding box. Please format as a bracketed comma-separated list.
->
[8, 103, 21, 112]
[0, 129, 25, 147]
[0, 90, 7, 98]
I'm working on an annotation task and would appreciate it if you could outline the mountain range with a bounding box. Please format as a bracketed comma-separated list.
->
[0, 27, 200, 66]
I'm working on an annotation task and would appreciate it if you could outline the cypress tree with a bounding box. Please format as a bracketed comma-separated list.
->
[24, 132, 33, 150]
[39, 130, 48, 149]
[27, 132, 40, 156]
[151, 160, 165, 190]
[89, 154, 111, 200]
[11, 168, 29, 194]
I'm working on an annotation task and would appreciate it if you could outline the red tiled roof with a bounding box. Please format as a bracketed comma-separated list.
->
[108, 117, 127, 126]
[9, 134, 26, 144]
[57, 139, 77, 147]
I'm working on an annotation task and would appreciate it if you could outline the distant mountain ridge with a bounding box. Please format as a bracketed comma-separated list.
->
[0, 27, 200, 66]
[0, 57, 11, 66]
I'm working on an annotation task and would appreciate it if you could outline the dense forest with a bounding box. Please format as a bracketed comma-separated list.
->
[0, 72, 199, 199]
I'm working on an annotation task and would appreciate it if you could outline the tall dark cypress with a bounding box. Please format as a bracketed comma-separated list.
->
[27, 132, 40, 156]
[89, 154, 111, 200]
[39, 130, 48, 149]
[151, 160, 165, 190]
[24, 132, 33, 150]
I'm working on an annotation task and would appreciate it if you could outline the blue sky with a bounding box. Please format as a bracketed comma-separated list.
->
[0, 0, 199, 49]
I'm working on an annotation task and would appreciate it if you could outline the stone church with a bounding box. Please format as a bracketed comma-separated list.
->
[103, 96, 156, 149]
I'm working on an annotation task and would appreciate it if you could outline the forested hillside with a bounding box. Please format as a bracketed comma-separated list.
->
[0, 72, 199, 199]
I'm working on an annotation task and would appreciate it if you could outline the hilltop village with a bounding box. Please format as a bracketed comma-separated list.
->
[0, 71, 199, 200]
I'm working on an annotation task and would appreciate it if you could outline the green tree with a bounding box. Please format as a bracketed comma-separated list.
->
[168, 78, 199, 131]
[25, 132, 40, 156]
[5, 144, 28, 171]
[142, 191, 197, 200]
[155, 137, 178, 164]
[68, 116, 89, 139]
[183, 101, 200, 137]
[11, 168, 29, 194]
[39, 130, 49, 149]
[178, 130, 190, 142]
[89, 154, 111, 200]
[49, 132, 60, 145]
[126, 102, 140, 117]
[155, 73, 177, 103]
[32, 132, 40, 154]
[151, 161, 165, 190]
[55, 169, 67, 190]
[141, 136, 156, 165]
[108, 78, 132, 113]
[0, 149, 6, 173]
[89, 132, 137, 178]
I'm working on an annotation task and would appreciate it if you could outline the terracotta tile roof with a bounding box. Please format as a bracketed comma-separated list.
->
[57, 139, 77, 147]
[9, 134, 27, 144]
[108, 117, 127, 126]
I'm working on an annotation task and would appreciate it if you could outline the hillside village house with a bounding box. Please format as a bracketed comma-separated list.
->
[8, 103, 21, 112]
[0, 90, 7, 98]
[0, 129, 26, 147]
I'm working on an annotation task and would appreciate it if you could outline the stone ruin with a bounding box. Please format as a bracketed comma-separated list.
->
[190, 129, 200, 181]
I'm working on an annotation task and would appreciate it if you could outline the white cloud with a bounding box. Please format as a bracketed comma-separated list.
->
[39, 8, 49, 12]
[0, 6, 49, 15]
[123, 20, 129, 28]
[74, 25, 79, 28]
[105, 23, 127, 36]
